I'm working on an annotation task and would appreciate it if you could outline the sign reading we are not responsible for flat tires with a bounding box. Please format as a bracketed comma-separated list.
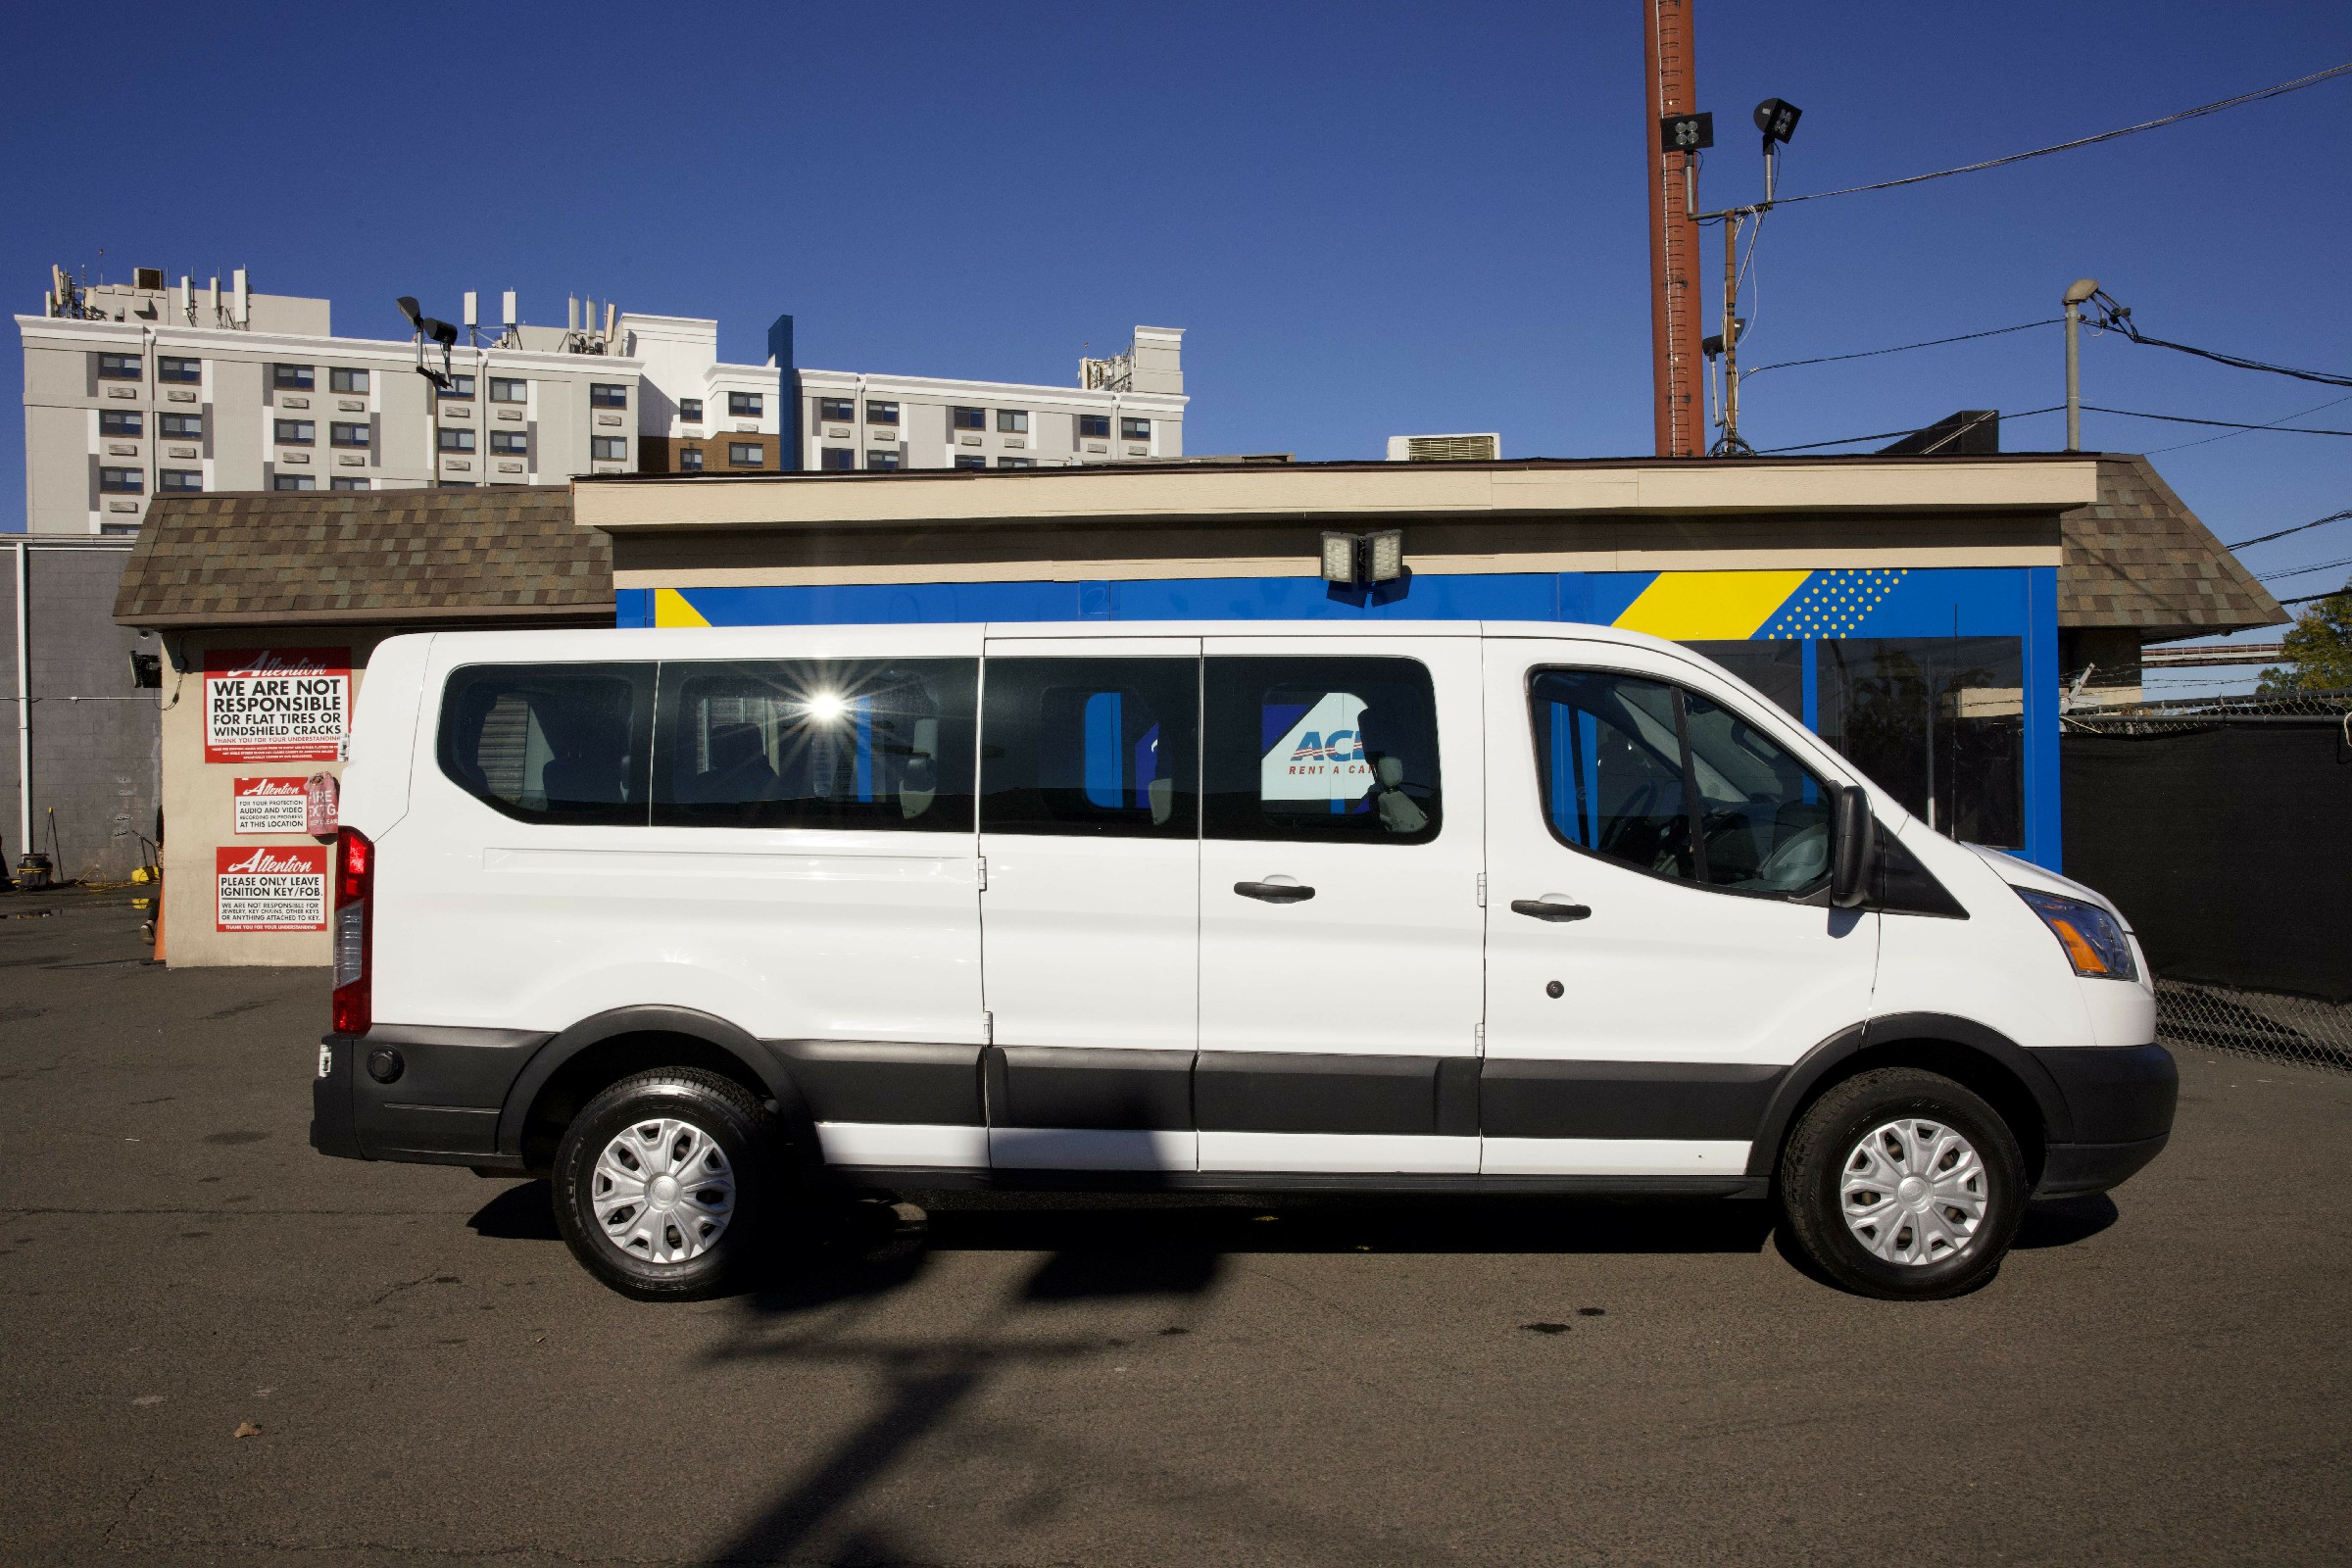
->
[204, 648, 350, 765]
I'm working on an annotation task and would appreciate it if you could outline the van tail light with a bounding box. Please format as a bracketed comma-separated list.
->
[331, 826, 373, 1035]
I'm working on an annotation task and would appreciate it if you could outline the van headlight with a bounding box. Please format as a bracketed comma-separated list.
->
[2014, 888, 2138, 981]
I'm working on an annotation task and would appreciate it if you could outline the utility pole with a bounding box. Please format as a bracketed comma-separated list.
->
[1644, 0, 1705, 458]
[2063, 277, 2099, 450]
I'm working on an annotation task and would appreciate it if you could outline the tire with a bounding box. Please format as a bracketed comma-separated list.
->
[552, 1067, 781, 1301]
[1776, 1067, 2028, 1300]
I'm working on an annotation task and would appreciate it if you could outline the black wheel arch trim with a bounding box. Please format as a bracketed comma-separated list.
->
[1742, 1012, 2076, 1177]
[495, 1005, 819, 1167]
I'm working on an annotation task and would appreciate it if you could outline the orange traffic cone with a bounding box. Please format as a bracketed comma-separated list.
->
[151, 879, 167, 964]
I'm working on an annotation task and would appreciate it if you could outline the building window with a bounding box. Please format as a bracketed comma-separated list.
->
[819, 449, 854, 470]
[954, 455, 987, 469]
[272, 364, 315, 390]
[275, 419, 316, 445]
[1818, 637, 2026, 849]
[866, 401, 899, 425]
[440, 374, 476, 402]
[996, 409, 1029, 434]
[590, 383, 628, 409]
[1121, 416, 1152, 441]
[160, 469, 203, 492]
[952, 406, 986, 430]
[1078, 414, 1110, 439]
[817, 397, 854, 422]
[97, 353, 142, 380]
[866, 450, 901, 470]
[591, 436, 628, 461]
[100, 466, 145, 493]
[728, 442, 765, 467]
[101, 410, 144, 438]
[159, 413, 203, 440]
[487, 377, 526, 404]
[678, 398, 703, 423]
[438, 428, 476, 452]
[157, 356, 201, 384]
[330, 422, 370, 448]
[729, 391, 764, 417]
[998, 457, 1035, 468]
[331, 476, 370, 491]
[330, 368, 368, 394]
[272, 474, 316, 491]
[490, 430, 528, 455]
[678, 447, 705, 471]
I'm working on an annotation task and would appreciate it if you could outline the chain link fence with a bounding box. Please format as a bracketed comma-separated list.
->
[2067, 687, 2351, 1074]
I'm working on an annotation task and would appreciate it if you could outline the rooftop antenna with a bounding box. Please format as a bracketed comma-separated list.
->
[463, 290, 479, 347]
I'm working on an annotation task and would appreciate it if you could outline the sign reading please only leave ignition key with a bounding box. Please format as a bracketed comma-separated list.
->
[215, 845, 328, 932]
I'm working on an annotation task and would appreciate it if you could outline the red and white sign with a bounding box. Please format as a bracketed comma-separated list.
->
[304, 771, 339, 836]
[204, 648, 350, 764]
[232, 776, 312, 834]
[215, 845, 328, 932]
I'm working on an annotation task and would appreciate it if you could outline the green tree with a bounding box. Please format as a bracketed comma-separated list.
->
[2257, 577, 2352, 695]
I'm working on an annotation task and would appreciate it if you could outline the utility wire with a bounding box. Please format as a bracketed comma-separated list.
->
[2082, 403, 2352, 434]
[1743, 319, 2057, 380]
[2276, 586, 2349, 608]
[1756, 408, 2062, 453]
[2256, 555, 2352, 582]
[2148, 391, 2352, 454]
[2227, 509, 2352, 549]
[1774, 61, 2352, 205]
[2089, 299, 2352, 388]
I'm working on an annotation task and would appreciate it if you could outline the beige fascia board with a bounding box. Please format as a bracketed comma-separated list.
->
[573, 460, 2099, 534]
[615, 542, 2059, 591]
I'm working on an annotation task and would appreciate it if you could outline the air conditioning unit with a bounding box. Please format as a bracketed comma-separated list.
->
[1386, 433, 1499, 462]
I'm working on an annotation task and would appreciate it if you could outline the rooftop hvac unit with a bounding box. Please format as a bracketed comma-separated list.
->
[1386, 433, 1499, 462]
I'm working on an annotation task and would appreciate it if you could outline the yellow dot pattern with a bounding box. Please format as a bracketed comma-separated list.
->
[1760, 568, 1906, 640]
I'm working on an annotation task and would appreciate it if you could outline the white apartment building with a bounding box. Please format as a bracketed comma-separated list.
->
[18, 265, 1185, 534]
[796, 325, 1186, 473]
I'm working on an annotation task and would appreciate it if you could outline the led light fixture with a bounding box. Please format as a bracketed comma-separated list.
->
[1365, 529, 1404, 583]
[1321, 532, 1359, 585]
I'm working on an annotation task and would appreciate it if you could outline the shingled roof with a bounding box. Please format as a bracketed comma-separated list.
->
[114, 487, 612, 629]
[2059, 456, 2284, 640]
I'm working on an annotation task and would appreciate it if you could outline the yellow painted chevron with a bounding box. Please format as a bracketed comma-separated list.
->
[654, 587, 711, 627]
[1612, 570, 1812, 640]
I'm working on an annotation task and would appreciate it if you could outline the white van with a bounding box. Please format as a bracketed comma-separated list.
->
[311, 621, 2176, 1300]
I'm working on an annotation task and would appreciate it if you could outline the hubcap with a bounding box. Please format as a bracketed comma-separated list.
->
[591, 1117, 736, 1265]
[1838, 1117, 1986, 1266]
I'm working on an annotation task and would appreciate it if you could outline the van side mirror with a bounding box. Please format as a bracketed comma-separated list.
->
[1830, 785, 1876, 908]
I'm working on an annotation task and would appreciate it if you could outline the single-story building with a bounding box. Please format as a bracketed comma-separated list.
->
[117, 451, 2279, 965]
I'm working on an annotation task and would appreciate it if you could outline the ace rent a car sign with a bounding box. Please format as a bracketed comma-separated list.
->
[204, 648, 350, 764]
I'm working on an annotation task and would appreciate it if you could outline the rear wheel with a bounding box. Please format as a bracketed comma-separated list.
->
[553, 1068, 779, 1300]
[1777, 1067, 2027, 1300]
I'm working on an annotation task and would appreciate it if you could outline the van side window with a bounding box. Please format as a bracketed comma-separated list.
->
[1529, 668, 1831, 896]
[1202, 657, 1441, 843]
[438, 664, 655, 824]
[980, 658, 1198, 838]
[652, 660, 977, 831]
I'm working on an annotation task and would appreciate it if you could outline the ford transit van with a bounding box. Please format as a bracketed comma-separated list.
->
[311, 621, 2176, 1300]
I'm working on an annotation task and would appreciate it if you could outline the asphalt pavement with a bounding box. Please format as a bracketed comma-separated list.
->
[2, 889, 2348, 1567]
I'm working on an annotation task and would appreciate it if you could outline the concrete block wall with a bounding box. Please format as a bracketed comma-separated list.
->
[0, 541, 161, 882]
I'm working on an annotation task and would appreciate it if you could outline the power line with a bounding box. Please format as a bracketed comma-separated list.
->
[2090, 301, 2352, 388]
[1774, 61, 2352, 205]
[2276, 585, 2349, 608]
[2082, 403, 2352, 435]
[2228, 509, 2352, 549]
[1755, 407, 2062, 454]
[2256, 555, 2352, 582]
[1742, 319, 2057, 380]
[2148, 392, 2352, 454]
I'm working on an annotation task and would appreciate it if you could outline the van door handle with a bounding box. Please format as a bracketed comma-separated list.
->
[1235, 880, 1315, 904]
[1511, 898, 1592, 922]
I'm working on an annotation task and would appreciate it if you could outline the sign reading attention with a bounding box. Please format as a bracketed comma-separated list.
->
[215, 845, 329, 932]
[231, 777, 312, 834]
[204, 648, 350, 764]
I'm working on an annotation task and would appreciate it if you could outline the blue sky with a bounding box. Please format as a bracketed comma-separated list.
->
[4, 1, 2346, 675]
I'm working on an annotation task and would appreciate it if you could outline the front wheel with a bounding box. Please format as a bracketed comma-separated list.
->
[1777, 1068, 2027, 1300]
[553, 1068, 780, 1300]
